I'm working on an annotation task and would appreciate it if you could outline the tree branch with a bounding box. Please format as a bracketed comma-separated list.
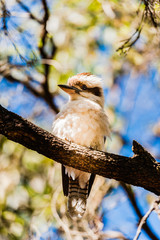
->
[121, 183, 159, 240]
[38, 0, 58, 113]
[0, 67, 59, 113]
[133, 197, 160, 240]
[0, 104, 160, 195]
[16, 0, 43, 24]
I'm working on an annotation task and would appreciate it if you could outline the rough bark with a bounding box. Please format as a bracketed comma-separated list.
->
[0, 104, 160, 195]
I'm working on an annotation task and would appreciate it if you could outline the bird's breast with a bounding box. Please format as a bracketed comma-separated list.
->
[52, 100, 109, 150]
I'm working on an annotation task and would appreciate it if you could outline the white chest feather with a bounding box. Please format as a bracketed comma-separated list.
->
[52, 99, 110, 150]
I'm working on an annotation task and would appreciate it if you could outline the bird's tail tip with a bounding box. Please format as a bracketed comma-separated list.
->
[68, 177, 89, 219]
[68, 197, 86, 220]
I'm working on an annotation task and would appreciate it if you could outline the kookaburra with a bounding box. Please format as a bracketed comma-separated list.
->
[52, 72, 110, 219]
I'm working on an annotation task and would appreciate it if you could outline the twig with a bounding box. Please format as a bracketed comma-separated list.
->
[38, 0, 58, 113]
[16, 0, 43, 24]
[116, 0, 160, 54]
[143, 0, 158, 28]
[133, 197, 160, 240]
[101, 231, 128, 240]
[39, 0, 49, 57]
[1, 0, 37, 65]
[117, 10, 145, 54]
[121, 183, 159, 240]
[0, 65, 59, 113]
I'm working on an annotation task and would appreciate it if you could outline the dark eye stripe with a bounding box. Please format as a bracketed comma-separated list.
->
[87, 87, 101, 97]
[79, 84, 101, 97]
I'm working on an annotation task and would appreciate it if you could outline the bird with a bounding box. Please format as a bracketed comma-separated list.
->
[52, 72, 110, 219]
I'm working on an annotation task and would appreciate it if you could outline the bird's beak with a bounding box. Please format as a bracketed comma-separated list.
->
[58, 84, 81, 94]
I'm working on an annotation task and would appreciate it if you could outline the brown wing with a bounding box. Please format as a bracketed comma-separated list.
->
[88, 174, 96, 197]
[88, 137, 106, 196]
[61, 165, 69, 196]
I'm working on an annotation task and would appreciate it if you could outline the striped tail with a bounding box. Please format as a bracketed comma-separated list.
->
[68, 178, 89, 219]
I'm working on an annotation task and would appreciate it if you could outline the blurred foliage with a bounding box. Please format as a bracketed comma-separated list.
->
[0, 0, 160, 239]
[1, 0, 160, 95]
[0, 136, 57, 239]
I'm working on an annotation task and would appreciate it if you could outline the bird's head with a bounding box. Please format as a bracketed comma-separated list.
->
[58, 72, 104, 107]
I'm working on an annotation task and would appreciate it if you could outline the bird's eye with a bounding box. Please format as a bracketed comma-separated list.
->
[82, 85, 87, 90]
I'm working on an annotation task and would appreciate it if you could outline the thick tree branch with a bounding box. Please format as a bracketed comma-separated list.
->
[0, 105, 160, 195]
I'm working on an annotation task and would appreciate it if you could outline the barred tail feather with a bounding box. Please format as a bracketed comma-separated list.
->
[68, 178, 89, 219]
